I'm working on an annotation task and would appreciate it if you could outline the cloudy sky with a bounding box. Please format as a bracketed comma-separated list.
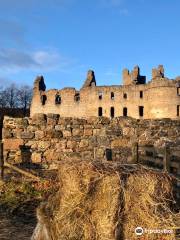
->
[0, 0, 180, 89]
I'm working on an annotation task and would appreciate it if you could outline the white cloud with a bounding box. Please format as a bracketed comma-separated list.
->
[0, 48, 72, 73]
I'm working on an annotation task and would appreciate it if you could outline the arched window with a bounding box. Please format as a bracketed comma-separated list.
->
[123, 107, 127, 117]
[98, 107, 103, 117]
[55, 95, 61, 104]
[110, 107, 115, 118]
[111, 92, 114, 100]
[41, 95, 47, 105]
[74, 93, 80, 102]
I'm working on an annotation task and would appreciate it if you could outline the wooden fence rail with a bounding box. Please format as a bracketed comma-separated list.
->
[132, 142, 180, 178]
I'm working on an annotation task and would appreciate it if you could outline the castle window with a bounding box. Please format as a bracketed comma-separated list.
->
[177, 105, 180, 116]
[139, 106, 144, 117]
[177, 87, 180, 95]
[41, 95, 47, 105]
[111, 92, 114, 100]
[55, 95, 61, 104]
[110, 107, 115, 118]
[140, 91, 143, 98]
[98, 107, 103, 117]
[123, 107, 127, 117]
[98, 91, 103, 100]
[123, 93, 127, 99]
[74, 93, 80, 102]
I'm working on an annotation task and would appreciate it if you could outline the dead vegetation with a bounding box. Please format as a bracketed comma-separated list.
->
[32, 160, 180, 240]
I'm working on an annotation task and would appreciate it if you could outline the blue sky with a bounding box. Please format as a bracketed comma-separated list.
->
[0, 0, 180, 89]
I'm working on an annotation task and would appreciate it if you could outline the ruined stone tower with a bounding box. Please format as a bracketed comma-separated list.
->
[30, 65, 180, 119]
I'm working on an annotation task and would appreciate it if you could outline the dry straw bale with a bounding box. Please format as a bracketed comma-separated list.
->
[32, 160, 179, 240]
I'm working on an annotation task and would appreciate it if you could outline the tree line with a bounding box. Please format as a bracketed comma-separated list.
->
[0, 84, 33, 114]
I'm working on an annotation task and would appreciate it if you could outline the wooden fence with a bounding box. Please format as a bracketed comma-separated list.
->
[132, 142, 180, 178]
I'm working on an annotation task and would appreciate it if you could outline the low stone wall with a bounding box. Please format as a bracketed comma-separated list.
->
[2, 114, 180, 168]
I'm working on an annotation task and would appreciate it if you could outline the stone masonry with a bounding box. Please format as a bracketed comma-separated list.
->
[3, 114, 180, 172]
[30, 65, 180, 119]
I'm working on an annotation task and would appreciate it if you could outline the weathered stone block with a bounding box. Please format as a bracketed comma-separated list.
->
[25, 141, 38, 150]
[27, 125, 38, 132]
[21, 132, 35, 139]
[72, 129, 83, 137]
[44, 149, 59, 161]
[106, 127, 122, 136]
[88, 136, 97, 147]
[97, 136, 110, 147]
[55, 125, 64, 131]
[93, 128, 106, 136]
[45, 129, 63, 139]
[67, 140, 77, 150]
[35, 130, 45, 140]
[84, 129, 93, 136]
[79, 139, 89, 148]
[55, 140, 67, 151]
[32, 113, 47, 125]
[38, 141, 51, 151]
[4, 139, 24, 150]
[84, 124, 93, 129]
[53, 130, 63, 139]
[32, 152, 42, 163]
[122, 127, 135, 137]
[2, 129, 13, 138]
[47, 114, 59, 125]
[81, 151, 93, 160]
[95, 148, 105, 159]
[63, 130, 72, 137]
[14, 150, 22, 164]
[111, 138, 129, 148]
[12, 129, 24, 138]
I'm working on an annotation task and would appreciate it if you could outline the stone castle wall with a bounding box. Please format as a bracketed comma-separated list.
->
[30, 66, 180, 119]
[3, 114, 180, 171]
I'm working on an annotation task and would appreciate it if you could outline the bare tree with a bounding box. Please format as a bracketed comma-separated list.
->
[0, 88, 8, 108]
[17, 85, 32, 114]
[3, 84, 19, 108]
[0, 83, 32, 113]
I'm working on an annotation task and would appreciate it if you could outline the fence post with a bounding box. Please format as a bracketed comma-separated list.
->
[163, 145, 170, 173]
[132, 142, 139, 163]
[0, 141, 4, 180]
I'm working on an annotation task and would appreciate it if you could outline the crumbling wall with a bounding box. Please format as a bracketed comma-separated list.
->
[122, 65, 146, 85]
[2, 115, 180, 169]
[30, 72, 180, 119]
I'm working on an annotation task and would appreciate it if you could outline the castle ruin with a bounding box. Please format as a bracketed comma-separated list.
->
[31, 65, 180, 119]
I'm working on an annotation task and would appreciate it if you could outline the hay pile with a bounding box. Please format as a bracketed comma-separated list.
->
[32, 160, 179, 240]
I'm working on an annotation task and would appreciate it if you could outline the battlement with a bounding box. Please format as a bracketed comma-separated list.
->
[30, 65, 180, 119]
[122, 65, 146, 85]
